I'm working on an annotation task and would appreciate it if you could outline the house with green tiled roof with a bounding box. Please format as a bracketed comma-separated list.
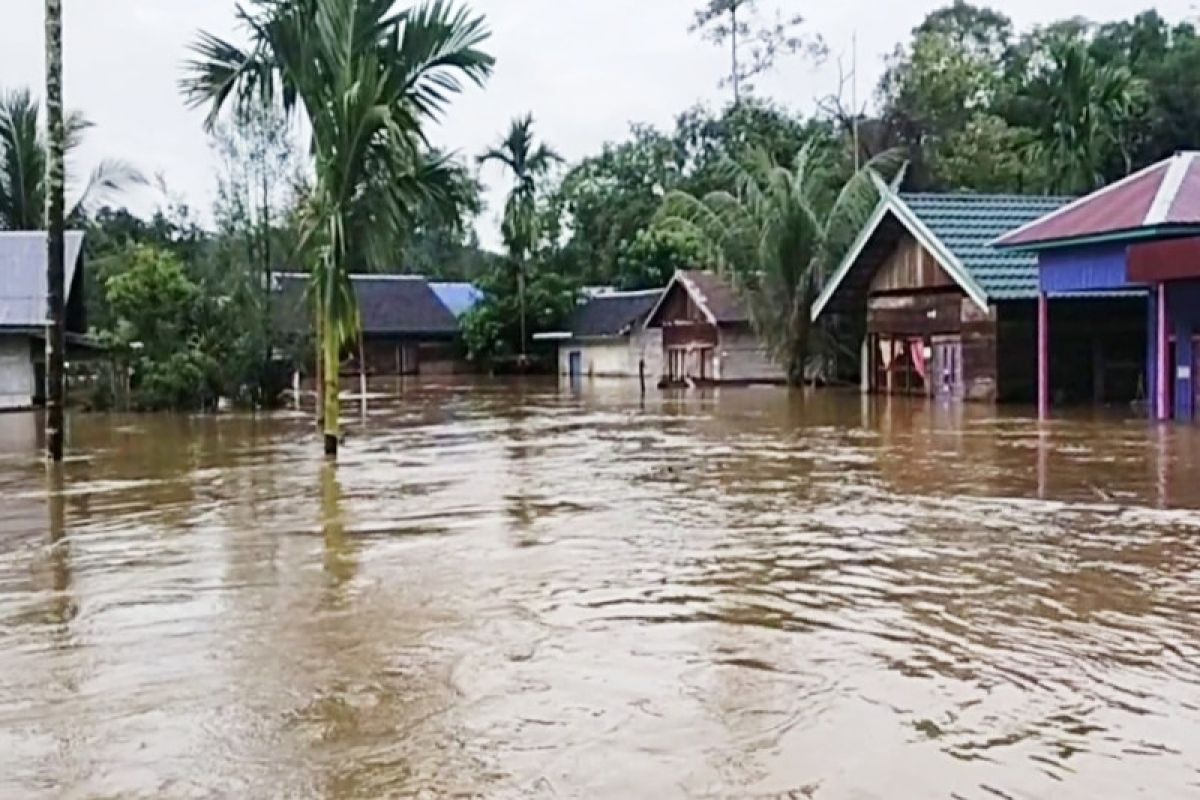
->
[812, 182, 1152, 404]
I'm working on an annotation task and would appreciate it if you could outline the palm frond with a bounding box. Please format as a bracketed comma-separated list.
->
[0, 90, 46, 229]
[69, 159, 149, 219]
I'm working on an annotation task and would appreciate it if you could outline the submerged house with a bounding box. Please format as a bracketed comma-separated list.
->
[644, 270, 784, 385]
[0, 232, 87, 410]
[276, 273, 467, 376]
[812, 186, 1147, 404]
[539, 289, 663, 378]
[994, 151, 1200, 421]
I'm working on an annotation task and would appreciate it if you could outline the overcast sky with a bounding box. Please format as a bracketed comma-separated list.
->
[2, 0, 1196, 251]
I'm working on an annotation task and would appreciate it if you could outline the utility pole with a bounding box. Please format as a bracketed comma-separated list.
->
[44, 0, 66, 462]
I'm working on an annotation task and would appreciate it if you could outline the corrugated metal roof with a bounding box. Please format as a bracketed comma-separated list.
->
[901, 193, 1071, 299]
[569, 289, 661, 338]
[995, 152, 1200, 249]
[0, 231, 85, 327]
[677, 270, 748, 323]
[275, 273, 459, 336]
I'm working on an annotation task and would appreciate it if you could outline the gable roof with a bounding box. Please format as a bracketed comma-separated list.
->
[430, 281, 482, 317]
[568, 289, 661, 338]
[645, 269, 748, 328]
[0, 231, 86, 328]
[994, 152, 1200, 250]
[275, 273, 459, 336]
[812, 188, 1069, 321]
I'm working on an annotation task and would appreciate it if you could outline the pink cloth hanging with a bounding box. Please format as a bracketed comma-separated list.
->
[908, 338, 928, 381]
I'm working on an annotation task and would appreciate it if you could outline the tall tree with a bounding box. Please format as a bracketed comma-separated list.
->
[877, 3, 1014, 189]
[0, 89, 144, 230]
[44, 0, 65, 462]
[656, 141, 902, 384]
[184, 0, 493, 458]
[211, 104, 300, 403]
[1013, 35, 1145, 193]
[478, 113, 561, 361]
[690, 0, 822, 104]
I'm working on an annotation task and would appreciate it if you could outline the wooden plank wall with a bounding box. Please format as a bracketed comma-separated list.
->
[864, 232, 999, 401]
[869, 236, 956, 294]
[867, 293, 963, 335]
[663, 323, 718, 347]
[960, 300, 998, 401]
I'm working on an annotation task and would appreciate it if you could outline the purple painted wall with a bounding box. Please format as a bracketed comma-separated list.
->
[1038, 245, 1138, 293]
[1167, 280, 1200, 421]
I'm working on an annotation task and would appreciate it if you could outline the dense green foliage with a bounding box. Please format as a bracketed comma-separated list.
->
[877, 4, 1200, 194]
[83, 198, 297, 411]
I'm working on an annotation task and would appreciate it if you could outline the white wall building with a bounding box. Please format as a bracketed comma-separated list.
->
[542, 289, 663, 380]
[0, 232, 86, 411]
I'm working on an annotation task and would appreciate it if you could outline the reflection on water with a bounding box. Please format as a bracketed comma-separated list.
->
[1, 380, 1199, 798]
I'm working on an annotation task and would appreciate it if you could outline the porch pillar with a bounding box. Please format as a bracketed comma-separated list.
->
[1158, 283, 1170, 421]
[1037, 291, 1049, 419]
[860, 337, 869, 394]
[1147, 290, 1158, 419]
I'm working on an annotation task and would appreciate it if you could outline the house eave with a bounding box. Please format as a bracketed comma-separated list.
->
[811, 181, 991, 322]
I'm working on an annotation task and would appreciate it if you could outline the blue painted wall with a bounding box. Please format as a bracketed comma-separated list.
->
[1039, 245, 1138, 293]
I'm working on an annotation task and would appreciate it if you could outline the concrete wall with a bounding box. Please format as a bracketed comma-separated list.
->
[559, 328, 663, 379]
[717, 325, 785, 383]
[0, 336, 34, 411]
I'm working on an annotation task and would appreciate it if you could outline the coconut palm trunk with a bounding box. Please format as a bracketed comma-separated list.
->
[322, 305, 340, 456]
[44, 0, 66, 462]
[184, 0, 493, 460]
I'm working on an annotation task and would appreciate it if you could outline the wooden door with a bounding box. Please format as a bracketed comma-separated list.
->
[932, 337, 963, 398]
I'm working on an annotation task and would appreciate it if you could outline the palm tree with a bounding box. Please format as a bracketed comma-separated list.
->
[478, 114, 561, 361]
[0, 89, 145, 231]
[183, 0, 492, 458]
[43, 0, 65, 462]
[656, 141, 902, 384]
[1018, 36, 1145, 194]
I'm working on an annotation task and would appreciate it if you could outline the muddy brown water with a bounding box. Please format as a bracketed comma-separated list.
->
[1, 379, 1198, 799]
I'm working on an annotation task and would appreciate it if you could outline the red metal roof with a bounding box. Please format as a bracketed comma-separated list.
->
[995, 153, 1200, 249]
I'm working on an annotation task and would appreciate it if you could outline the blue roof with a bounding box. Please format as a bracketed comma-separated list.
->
[430, 282, 482, 317]
[899, 193, 1072, 300]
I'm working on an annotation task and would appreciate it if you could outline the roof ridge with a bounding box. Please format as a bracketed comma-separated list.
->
[901, 191, 1074, 201]
[590, 288, 664, 298]
[1146, 152, 1195, 224]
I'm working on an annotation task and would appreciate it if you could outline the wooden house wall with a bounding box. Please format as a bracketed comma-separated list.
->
[654, 282, 709, 325]
[864, 232, 999, 401]
[355, 337, 465, 376]
[869, 236, 956, 294]
[662, 323, 719, 348]
[718, 325, 786, 382]
[960, 301, 998, 401]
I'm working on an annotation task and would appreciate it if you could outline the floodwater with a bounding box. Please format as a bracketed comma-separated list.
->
[1, 380, 1199, 799]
